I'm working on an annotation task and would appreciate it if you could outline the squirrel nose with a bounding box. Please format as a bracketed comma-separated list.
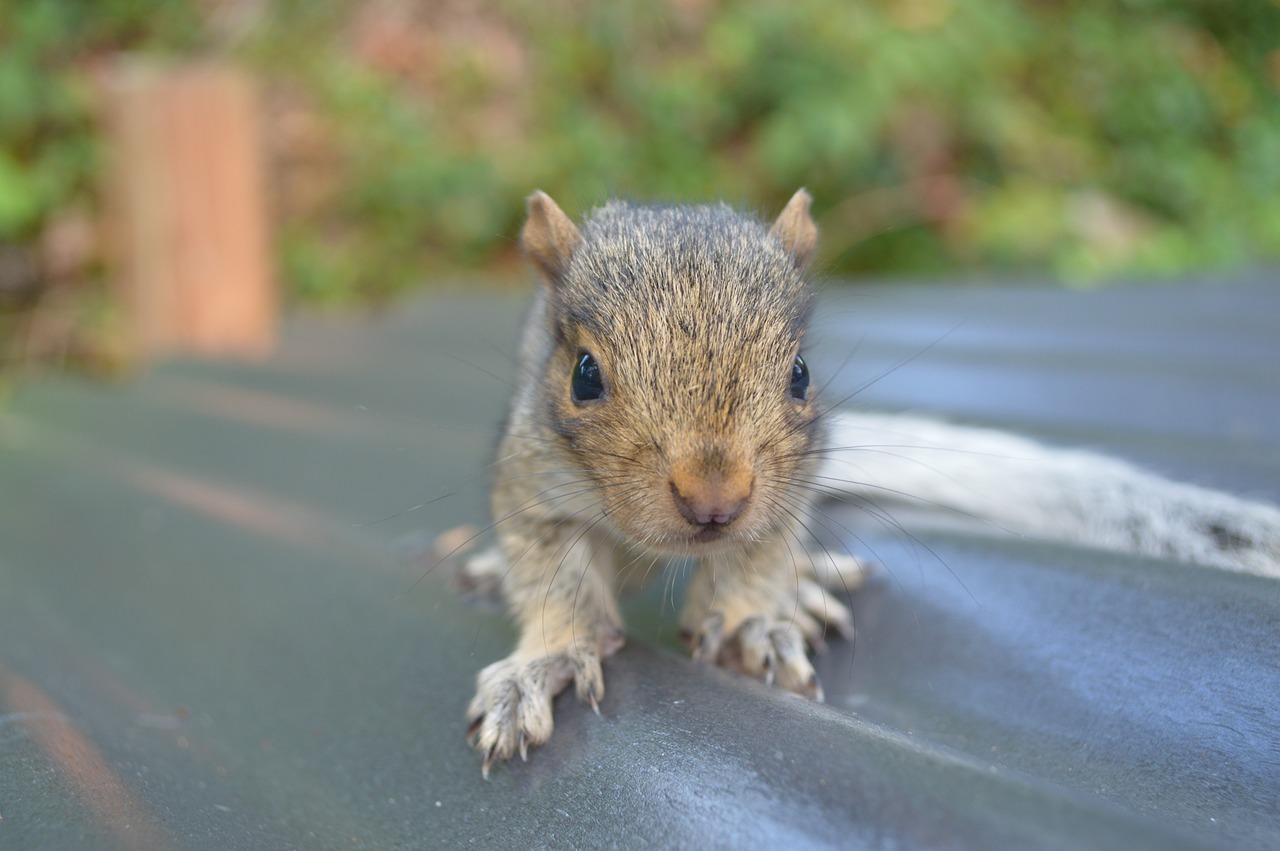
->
[669, 469, 753, 527]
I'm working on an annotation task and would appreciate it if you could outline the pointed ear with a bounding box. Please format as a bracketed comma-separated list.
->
[521, 191, 582, 283]
[770, 188, 819, 267]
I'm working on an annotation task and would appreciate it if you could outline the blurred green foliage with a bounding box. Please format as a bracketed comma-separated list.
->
[0, 0, 201, 367]
[0, 0, 199, 241]
[3, 0, 1280, 326]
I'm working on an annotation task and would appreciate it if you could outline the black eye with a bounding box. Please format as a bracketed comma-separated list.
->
[571, 351, 605, 403]
[789, 354, 810, 401]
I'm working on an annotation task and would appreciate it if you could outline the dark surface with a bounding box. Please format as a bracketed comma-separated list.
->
[1, 275, 1277, 849]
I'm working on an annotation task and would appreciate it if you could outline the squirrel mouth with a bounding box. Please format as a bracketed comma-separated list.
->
[689, 524, 730, 544]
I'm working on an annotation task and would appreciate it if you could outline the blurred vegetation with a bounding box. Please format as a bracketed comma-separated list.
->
[3, 0, 1280, 367]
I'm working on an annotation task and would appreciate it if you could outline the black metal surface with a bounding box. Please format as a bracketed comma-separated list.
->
[1, 275, 1277, 849]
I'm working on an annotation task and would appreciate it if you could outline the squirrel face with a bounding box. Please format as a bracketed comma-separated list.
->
[522, 191, 827, 554]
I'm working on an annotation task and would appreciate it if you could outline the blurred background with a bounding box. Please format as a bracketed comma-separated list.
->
[2, 0, 1279, 372]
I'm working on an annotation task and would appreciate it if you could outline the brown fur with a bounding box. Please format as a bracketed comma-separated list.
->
[465, 191, 867, 776]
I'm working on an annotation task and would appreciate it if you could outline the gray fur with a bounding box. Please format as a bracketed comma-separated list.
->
[464, 192, 1280, 776]
[823, 411, 1280, 577]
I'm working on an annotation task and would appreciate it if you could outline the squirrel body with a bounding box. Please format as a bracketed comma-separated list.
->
[463, 191, 1280, 775]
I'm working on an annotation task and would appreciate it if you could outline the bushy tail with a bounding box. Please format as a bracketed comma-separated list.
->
[820, 411, 1280, 578]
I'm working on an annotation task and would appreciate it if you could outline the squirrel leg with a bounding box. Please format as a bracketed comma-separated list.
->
[466, 523, 623, 776]
[680, 537, 857, 701]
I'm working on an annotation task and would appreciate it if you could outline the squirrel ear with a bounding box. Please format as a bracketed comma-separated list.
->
[521, 191, 582, 283]
[770, 188, 819, 267]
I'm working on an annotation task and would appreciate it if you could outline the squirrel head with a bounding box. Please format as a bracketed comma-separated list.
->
[521, 190, 825, 554]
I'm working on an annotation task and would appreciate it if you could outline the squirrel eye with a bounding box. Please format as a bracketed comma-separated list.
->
[571, 351, 605, 403]
[789, 354, 810, 401]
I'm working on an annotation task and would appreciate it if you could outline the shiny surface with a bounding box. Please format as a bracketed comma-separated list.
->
[1, 277, 1277, 849]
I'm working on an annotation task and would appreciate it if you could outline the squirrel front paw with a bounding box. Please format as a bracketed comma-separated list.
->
[683, 570, 856, 701]
[688, 612, 826, 700]
[465, 633, 622, 777]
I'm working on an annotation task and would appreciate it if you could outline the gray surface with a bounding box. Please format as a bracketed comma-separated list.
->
[1, 275, 1277, 849]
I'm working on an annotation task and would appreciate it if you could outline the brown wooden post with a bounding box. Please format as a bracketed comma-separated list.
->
[102, 62, 276, 359]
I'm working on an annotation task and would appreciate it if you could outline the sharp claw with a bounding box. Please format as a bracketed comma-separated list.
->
[466, 714, 484, 743]
[587, 686, 601, 715]
[808, 673, 825, 703]
[481, 746, 496, 780]
[519, 731, 529, 762]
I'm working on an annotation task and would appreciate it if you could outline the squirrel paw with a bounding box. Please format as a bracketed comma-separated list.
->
[685, 576, 856, 701]
[453, 543, 507, 603]
[794, 576, 855, 650]
[806, 550, 877, 597]
[688, 613, 826, 701]
[465, 635, 621, 777]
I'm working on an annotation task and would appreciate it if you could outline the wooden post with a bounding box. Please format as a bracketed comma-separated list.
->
[103, 62, 276, 359]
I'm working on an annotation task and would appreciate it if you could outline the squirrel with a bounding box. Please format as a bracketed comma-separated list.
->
[461, 190, 1280, 776]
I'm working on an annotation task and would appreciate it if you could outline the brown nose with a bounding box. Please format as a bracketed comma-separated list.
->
[669, 467, 753, 527]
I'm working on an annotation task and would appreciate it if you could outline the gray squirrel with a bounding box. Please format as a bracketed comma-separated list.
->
[461, 190, 1280, 776]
